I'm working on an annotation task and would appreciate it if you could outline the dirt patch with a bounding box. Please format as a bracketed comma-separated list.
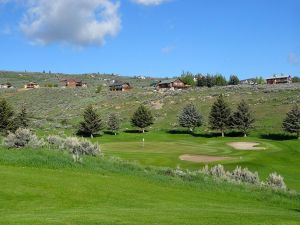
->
[227, 142, 265, 150]
[151, 101, 164, 110]
[179, 154, 233, 163]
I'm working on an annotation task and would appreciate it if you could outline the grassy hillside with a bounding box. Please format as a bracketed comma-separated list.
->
[0, 149, 300, 225]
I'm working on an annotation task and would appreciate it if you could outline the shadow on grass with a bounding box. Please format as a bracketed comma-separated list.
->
[104, 131, 118, 136]
[260, 133, 297, 141]
[167, 130, 245, 138]
[124, 130, 149, 134]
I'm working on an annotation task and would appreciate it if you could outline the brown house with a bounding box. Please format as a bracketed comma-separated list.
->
[24, 82, 39, 89]
[109, 81, 131, 91]
[156, 79, 189, 91]
[266, 75, 292, 84]
[61, 79, 87, 88]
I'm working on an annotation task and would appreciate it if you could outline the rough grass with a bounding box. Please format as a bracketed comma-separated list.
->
[0, 149, 300, 225]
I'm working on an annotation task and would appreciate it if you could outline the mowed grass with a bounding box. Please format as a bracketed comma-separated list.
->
[95, 131, 300, 191]
[0, 149, 300, 225]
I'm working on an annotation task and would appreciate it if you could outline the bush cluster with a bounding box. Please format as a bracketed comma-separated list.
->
[47, 136, 101, 162]
[4, 128, 44, 148]
[162, 164, 287, 191]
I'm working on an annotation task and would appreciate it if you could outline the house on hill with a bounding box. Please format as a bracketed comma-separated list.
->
[61, 79, 87, 88]
[24, 82, 39, 89]
[0, 82, 13, 89]
[156, 79, 189, 91]
[109, 81, 131, 91]
[266, 75, 292, 84]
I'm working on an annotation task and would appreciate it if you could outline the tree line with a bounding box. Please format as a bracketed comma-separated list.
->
[0, 97, 299, 139]
[180, 71, 267, 87]
[77, 95, 300, 139]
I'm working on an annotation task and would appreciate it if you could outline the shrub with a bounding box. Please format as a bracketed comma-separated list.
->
[230, 166, 260, 184]
[47, 135, 65, 149]
[210, 164, 226, 178]
[266, 172, 286, 190]
[4, 128, 43, 148]
[64, 137, 101, 162]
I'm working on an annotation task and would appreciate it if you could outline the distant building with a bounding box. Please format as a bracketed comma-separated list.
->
[156, 79, 189, 91]
[109, 81, 131, 91]
[61, 79, 87, 88]
[24, 82, 39, 89]
[0, 82, 13, 89]
[137, 75, 146, 80]
[240, 78, 257, 85]
[266, 75, 292, 84]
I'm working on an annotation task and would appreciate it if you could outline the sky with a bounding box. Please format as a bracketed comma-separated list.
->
[0, 0, 299, 78]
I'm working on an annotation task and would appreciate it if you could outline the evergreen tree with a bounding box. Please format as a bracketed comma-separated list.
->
[78, 105, 103, 137]
[15, 105, 29, 129]
[178, 103, 203, 132]
[107, 113, 120, 135]
[181, 71, 195, 86]
[209, 95, 231, 137]
[215, 74, 227, 86]
[131, 105, 154, 133]
[196, 74, 207, 87]
[282, 105, 300, 139]
[0, 98, 14, 133]
[232, 100, 255, 137]
[228, 75, 240, 85]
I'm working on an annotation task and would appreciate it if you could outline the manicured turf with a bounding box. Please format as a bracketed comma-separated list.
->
[93, 131, 300, 191]
[0, 149, 300, 225]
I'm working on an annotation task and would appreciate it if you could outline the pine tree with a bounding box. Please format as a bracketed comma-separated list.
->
[0, 98, 15, 133]
[282, 105, 300, 139]
[209, 95, 231, 137]
[228, 75, 240, 85]
[232, 100, 255, 137]
[107, 113, 120, 135]
[78, 105, 103, 137]
[178, 103, 203, 132]
[131, 105, 154, 133]
[15, 105, 29, 129]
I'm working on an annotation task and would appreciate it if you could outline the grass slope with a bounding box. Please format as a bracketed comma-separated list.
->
[0, 149, 300, 225]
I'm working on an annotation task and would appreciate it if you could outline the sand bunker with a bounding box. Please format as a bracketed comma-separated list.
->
[227, 142, 265, 150]
[179, 154, 233, 163]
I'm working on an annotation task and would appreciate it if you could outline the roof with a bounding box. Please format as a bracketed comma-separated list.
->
[109, 81, 130, 87]
[158, 79, 182, 84]
[266, 75, 291, 80]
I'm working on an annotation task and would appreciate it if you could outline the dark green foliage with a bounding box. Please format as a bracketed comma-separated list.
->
[209, 95, 231, 137]
[78, 105, 104, 137]
[0, 99, 15, 133]
[15, 105, 30, 129]
[255, 76, 265, 84]
[292, 76, 300, 83]
[231, 100, 255, 137]
[282, 105, 300, 139]
[196, 74, 207, 87]
[215, 74, 227, 86]
[131, 105, 154, 133]
[107, 113, 121, 135]
[180, 71, 195, 86]
[206, 74, 215, 88]
[178, 103, 203, 132]
[228, 75, 240, 85]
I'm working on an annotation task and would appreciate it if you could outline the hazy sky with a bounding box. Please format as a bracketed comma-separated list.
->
[0, 0, 299, 78]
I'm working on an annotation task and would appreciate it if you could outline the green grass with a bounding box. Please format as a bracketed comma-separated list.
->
[87, 130, 300, 191]
[1, 73, 300, 224]
[0, 149, 300, 225]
